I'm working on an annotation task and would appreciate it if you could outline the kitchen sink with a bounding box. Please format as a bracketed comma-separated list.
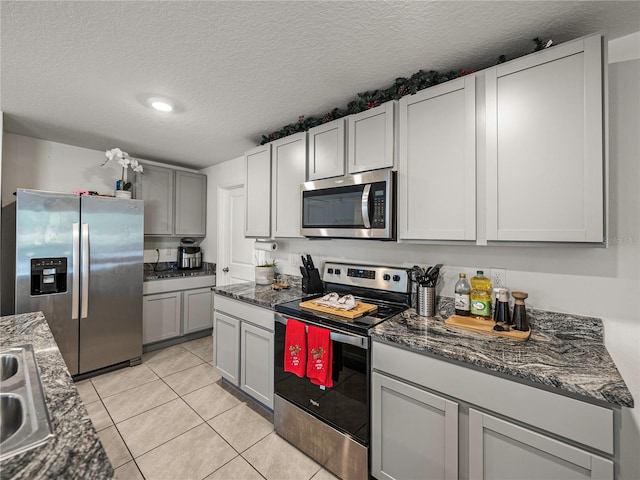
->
[1, 395, 24, 443]
[0, 345, 53, 461]
[1, 355, 19, 381]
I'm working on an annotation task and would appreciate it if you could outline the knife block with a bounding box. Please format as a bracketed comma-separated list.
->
[303, 269, 324, 294]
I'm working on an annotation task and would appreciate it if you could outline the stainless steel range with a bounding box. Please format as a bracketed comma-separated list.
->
[274, 262, 411, 480]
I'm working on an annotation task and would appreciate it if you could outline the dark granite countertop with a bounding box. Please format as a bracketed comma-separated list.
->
[371, 297, 634, 409]
[0, 312, 113, 479]
[144, 261, 216, 281]
[213, 277, 313, 309]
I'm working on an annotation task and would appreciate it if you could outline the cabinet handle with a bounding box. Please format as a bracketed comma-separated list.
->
[222, 267, 229, 273]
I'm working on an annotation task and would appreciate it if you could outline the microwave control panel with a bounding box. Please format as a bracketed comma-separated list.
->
[371, 182, 386, 228]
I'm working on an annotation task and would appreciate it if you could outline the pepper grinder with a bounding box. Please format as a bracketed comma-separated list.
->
[512, 291, 529, 331]
[493, 287, 512, 326]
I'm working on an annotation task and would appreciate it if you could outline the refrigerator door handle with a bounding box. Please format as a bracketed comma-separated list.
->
[81, 223, 90, 319]
[72, 223, 80, 320]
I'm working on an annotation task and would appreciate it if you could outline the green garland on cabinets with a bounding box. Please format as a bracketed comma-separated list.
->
[259, 38, 551, 145]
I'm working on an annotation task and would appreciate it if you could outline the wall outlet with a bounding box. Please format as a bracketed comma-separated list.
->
[165, 248, 172, 256]
[491, 268, 507, 287]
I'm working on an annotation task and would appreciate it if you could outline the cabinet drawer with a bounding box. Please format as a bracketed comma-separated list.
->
[372, 341, 613, 454]
[214, 295, 274, 332]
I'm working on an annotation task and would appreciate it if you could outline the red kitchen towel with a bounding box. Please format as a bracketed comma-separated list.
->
[284, 319, 306, 377]
[306, 325, 333, 388]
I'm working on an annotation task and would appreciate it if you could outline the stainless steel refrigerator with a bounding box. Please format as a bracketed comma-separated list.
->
[2, 189, 144, 375]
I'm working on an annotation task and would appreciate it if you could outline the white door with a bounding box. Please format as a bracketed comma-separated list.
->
[217, 185, 255, 285]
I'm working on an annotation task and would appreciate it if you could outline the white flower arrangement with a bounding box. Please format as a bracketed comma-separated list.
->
[102, 148, 143, 191]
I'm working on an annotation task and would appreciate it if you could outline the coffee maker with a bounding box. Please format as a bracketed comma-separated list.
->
[177, 238, 202, 270]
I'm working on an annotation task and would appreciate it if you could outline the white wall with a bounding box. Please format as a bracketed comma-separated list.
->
[1, 133, 122, 206]
[0, 134, 190, 263]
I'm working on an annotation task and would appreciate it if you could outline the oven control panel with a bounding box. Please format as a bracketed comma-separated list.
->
[323, 262, 410, 294]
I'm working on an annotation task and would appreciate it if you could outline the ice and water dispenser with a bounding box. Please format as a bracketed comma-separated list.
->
[30, 258, 67, 295]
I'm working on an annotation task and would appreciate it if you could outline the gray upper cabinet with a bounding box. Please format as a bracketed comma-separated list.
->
[398, 76, 476, 241]
[485, 34, 605, 243]
[137, 164, 174, 235]
[175, 171, 207, 236]
[137, 163, 207, 237]
[347, 101, 397, 174]
[271, 132, 306, 238]
[307, 118, 345, 180]
[245, 144, 272, 238]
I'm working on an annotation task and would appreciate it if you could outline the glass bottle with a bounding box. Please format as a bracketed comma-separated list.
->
[454, 273, 471, 316]
[470, 270, 492, 319]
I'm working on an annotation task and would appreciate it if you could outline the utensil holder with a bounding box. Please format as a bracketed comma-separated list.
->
[303, 269, 324, 294]
[417, 285, 436, 317]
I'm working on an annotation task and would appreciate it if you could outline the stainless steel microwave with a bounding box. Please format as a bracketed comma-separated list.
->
[301, 169, 395, 240]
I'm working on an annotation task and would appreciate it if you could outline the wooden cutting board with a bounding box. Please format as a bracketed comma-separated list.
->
[299, 299, 378, 319]
[445, 314, 531, 341]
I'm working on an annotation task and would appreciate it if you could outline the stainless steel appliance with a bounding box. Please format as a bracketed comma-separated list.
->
[177, 240, 202, 270]
[274, 262, 411, 480]
[301, 169, 395, 240]
[1, 189, 144, 375]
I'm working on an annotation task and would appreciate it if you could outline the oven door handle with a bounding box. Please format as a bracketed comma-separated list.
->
[275, 313, 369, 350]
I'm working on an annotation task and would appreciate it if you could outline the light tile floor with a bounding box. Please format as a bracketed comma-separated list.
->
[76, 335, 337, 480]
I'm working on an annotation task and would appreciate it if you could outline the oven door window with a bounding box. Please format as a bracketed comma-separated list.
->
[275, 323, 369, 445]
[302, 185, 366, 228]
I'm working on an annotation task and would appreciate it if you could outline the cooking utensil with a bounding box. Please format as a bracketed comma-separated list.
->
[306, 254, 315, 270]
[300, 266, 309, 278]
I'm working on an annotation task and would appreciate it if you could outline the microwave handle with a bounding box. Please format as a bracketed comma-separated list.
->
[361, 184, 371, 228]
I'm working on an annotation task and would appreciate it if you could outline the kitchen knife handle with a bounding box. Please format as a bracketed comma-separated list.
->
[81, 223, 89, 319]
[361, 184, 371, 229]
[72, 223, 80, 320]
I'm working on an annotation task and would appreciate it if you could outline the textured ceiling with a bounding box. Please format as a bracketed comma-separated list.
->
[2, 1, 639, 169]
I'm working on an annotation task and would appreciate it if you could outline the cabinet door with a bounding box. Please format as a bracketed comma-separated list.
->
[485, 34, 604, 242]
[137, 164, 174, 235]
[183, 287, 213, 334]
[271, 132, 306, 238]
[240, 322, 274, 409]
[142, 292, 181, 345]
[348, 101, 397, 173]
[469, 409, 613, 480]
[399, 77, 476, 240]
[245, 144, 272, 237]
[371, 372, 458, 480]
[175, 171, 207, 236]
[213, 311, 240, 385]
[307, 118, 345, 180]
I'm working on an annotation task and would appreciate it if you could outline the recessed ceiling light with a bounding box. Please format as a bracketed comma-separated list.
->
[147, 97, 174, 112]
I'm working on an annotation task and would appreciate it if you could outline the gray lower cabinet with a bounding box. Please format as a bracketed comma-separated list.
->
[469, 409, 613, 480]
[372, 340, 618, 480]
[213, 311, 240, 385]
[240, 322, 274, 408]
[142, 292, 181, 344]
[143, 279, 215, 345]
[183, 287, 213, 334]
[371, 371, 459, 480]
[213, 295, 274, 408]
